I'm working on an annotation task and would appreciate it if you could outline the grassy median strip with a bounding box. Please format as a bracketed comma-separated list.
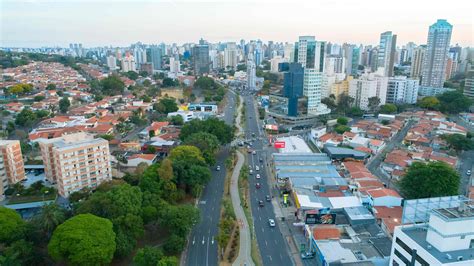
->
[218, 152, 239, 265]
[238, 159, 263, 266]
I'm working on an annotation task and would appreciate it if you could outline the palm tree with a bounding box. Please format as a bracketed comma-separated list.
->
[34, 203, 66, 238]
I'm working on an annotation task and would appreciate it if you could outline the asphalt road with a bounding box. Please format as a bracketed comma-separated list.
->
[243, 94, 293, 266]
[458, 150, 474, 196]
[182, 91, 236, 266]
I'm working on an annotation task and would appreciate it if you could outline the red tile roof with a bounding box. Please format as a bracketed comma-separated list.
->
[313, 225, 341, 240]
[367, 188, 401, 198]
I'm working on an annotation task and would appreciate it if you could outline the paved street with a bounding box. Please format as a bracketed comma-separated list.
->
[182, 91, 236, 266]
[243, 94, 293, 266]
[366, 119, 415, 188]
[458, 150, 474, 196]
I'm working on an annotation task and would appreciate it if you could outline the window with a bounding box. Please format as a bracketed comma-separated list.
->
[394, 250, 410, 265]
[392, 260, 399, 266]
[396, 238, 412, 254]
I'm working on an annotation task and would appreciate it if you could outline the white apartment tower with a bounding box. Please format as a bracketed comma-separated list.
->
[247, 59, 257, 90]
[349, 73, 388, 110]
[411, 45, 426, 79]
[386, 76, 419, 104]
[224, 42, 238, 69]
[378, 31, 397, 77]
[121, 55, 136, 72]
[106, 55, 117, 70]
[38, 133, 112, 197]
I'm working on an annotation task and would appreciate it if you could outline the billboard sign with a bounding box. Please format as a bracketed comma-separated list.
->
[274, 141, 285, 149]
[305, 213, 337, 224]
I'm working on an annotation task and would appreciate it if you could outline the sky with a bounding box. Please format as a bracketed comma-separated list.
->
[1, 0, 473, 48]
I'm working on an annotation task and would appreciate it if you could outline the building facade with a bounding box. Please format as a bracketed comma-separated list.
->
[349, 73, 388, 110]
[464, 68, 474, 100]
[411, 45, 426, 79]
[193, 39, 210, 75]
[38, 133, 112, 197]
[421, 19, 453, 89]
[280, 62, 304, 117]
[224, 42, 238, 69]
[378, 31, 397, 77]
[247, 59, 256, 90]
[386, 76, 420, 104]
[150, 45, 162, 70]
[0, 140, 26, 200]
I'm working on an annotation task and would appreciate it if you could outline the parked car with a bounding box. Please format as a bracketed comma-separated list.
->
[268, 219, 275, 227]
[301, 252, 315, 259]
[256, 183, 261, 189]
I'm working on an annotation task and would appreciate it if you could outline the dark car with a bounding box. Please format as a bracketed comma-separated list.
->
[256, 183, 261, 189]
[258, 200, 264, 207]
[259, 157, 263, 162]
[265, 195, 271, 202]
[301, 252, 315, 259]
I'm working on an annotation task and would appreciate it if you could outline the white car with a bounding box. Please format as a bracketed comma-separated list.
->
[255, 166, 259, 171]
[216, 165, 221, 171]
[249, 169, 253, 175]
[256, 174, 261, 179]
[467, 170, 472, 176]
[252, 150, 256, 155]
[268, 219, 276, 227]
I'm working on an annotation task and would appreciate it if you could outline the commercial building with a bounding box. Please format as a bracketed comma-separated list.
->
[37, 133, 112, 197]
[349, 72, 388, 110]
[247, 59, 256, 90]
[411, 45, 426, 79]
[280, 62, 305, 117]
[270, 56, 287, 73]
[0, 140, 26, 200]
[421, 19, 453, 89]
[390, 203, 474, 266]
[386, 76, 420, 104]
[378, 31, 397, 77]
[169, 55, 180, 75]
[149, 45, 162, 70]
[192, 39, 210, 75]
[295, 36, 330, 115]
[106, 55, 117, 70]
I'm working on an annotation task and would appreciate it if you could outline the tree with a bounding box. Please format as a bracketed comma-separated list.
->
[367, 96, 381, 113]
[163, 234, 186, 254]
[337, 94, 355, 114]
[124, 71, 139, 80]
[2, 239, 38, 265]
[15, 108, 37, 127]
[48, 214, 116, 265]
[322, 96, 337, 112]
[155, 97, 178, 114]
[236, 64, 247, 71]
[162, 78, 178, 87]
[436, 91, 472, 114]
[336, 117, 348, 125]
[34, 95, 45, 102]
[418, 96, 440, 110]
[380, 104, 398, 114]
[0, 207, 25, 244]
[46, 84, 57, 90]
[399, 161, 460, 199]
[35, 109, 50, 118]
[347, 107, 364, 117]
[183, 132, 220, 165]
[7, 83, 33, 95]
[33, 203, 66, 238]
[381, 119, 390, 125]
[180, 118, 234, 144]
[59, 96, 70, 113]
[441, 134, 474, 152]
[100, 75, 125, 95]
[170, 115, 184, 125]
[157, 256, 178, 266]
[334, 124, 351, 134]
[133, 246, 164, 266]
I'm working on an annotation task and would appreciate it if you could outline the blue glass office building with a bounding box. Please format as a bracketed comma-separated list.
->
[280, 62, 304, 117]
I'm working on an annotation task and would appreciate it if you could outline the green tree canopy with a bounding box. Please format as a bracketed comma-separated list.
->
[7, 83, 33, 95]
[124, 71, 139, 80]
[441, 134, 474, 152]
[162, 78, 179, 87]
[48, 214, 116, 265]
[133, 246, 164, 266]
[32, 203, 66, 237]
[380, 103, 398, 114]
[0, 207, 25, 244]
[100, 75, 125, 96]
[336, 117, 348, 125]
[183, 132, 220, 165]
[59, 96, 70, 113]
[367, 96, 381, 113]
[155, 97, 179, 114]
[180, 117, 233, 144]
[334, 124, 351, 134]
[170, 115, 184, 125]
[418, 96, 440, 110]
[15, 108, 37, 127]
[436, 90, 472, 114]
[399, 161, 460, 199]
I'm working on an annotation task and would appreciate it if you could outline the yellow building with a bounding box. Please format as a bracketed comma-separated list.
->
[331, 76, 353, 101]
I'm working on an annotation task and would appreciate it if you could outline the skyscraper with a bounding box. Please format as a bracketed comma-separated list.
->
[421, 19, 453, 88]
[193, 39, 210, 75]
[149, 45, 162, 70]
[295, 36, 329, 115]
[463, 68, 474, 100]
[224, 42, 238, 69]
[247, 59, 256, 90]
[410, 45, 426, 79]
[280, 63, 304, 117]
[106, 55, 117, 70]
[377, 31, 397, 77]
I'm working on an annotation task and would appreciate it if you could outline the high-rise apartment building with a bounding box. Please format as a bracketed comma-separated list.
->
[247, 59, 257, 90]
[224, 42, 238, 69]
[121, 55, 136, 72]
[150, 45, 162, 70]
[386, 76, 419, 104]
[270, 56, 287, 73]
[193, 39, 210, 75]
[170, 55, 180, 75]
[331, 76, 353, 101]
[349, 73, 388, 110]
[0, 140, 26, 200]
[378, 31, 397, 77]
[106, 55, 117, 70]
[284, 43, 295, 62]
[421, 19, 453, 88]
[295, 36, 330, 115]
[38, 133, 112, 197]
[411, 45, 426, 79]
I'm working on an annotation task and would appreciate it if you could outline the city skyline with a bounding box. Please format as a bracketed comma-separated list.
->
[1, 0, 473, 48]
